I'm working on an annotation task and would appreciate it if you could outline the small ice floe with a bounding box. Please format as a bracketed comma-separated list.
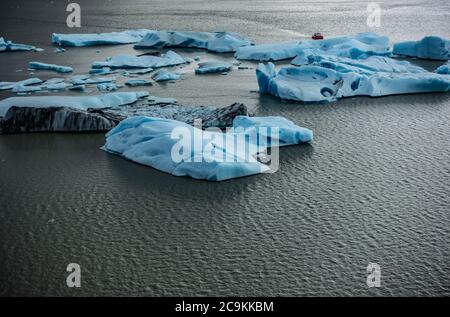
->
[134, 31, 253, 53]
[125, 79, 152, 87]
[0, 91, 149, 117]
[97, 82, 119, 92]
[29, 61, 73, 73]
[51, 29, 152, 46]
[89, 67, 116, 75]
[54, 47, 66, 53]
[152, 69, 181, 82]
[256, 55, 450, 102]
[70, 75, 116, 85]
[125, 68, 154, 75]
[12, 85, 42, 93]
[0, 37, 42, 52]
[235, 32, 391, 62]
[68, 85, 87, 92]
[0, 78, 42, 90]
[436, 61, 450, 75]
[147, 95, 178, 104]
[102, 116, 312, 181]
[92, 50, 185, 69]
[393, 36, 450, 60]
[195, 61, 232, 74]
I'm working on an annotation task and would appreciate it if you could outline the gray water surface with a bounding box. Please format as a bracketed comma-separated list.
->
[0, 0, 449, 296]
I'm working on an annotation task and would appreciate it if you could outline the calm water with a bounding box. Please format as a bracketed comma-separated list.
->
[0, 0, 449, 296]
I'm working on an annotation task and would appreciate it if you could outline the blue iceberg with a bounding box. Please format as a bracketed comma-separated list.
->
[152, 69, 181, 82]
[235, 33, 391, 62]
[92, 50, 185, 69]
[29, 61, 73, 73]
[436, 61, 450, 74]
[0, 37, 42, 52]
[134, 31, 253, 53]
[393, 36, 450, 60]
[102, 115, 312, 181]
[256, 56, 450, 102]
[0, 92, 148, 117]
[195, 61, 232, 74]
[51, 29, 152, 47]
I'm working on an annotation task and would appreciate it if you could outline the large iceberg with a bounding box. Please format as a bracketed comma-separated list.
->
[235, 33, 391, 62]
[256, 56, 450, 102]
[92, 50, 185, 69]
[0, 37, 42, 52]
[134, 31, 253, 53]
[393, 36, 450, 60]
[51, 29, 152, 47]
[29, 61, 73, 73]
[0, 92, 148, 117]
[102, 116, 312, 181]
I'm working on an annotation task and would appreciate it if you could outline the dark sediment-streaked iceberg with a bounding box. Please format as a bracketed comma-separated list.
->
[393, 36, 450, 60]
[0, 37, 42, 52]
[256, 56, 450, 102]
[51, 29, 152, 47]
[235, 33, 391, 62]
[102, 116, 312, 181]
[92, 50, 185, 69]
[134, 31, 253, 53]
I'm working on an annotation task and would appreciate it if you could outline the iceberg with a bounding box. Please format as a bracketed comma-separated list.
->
[195, 61, 232, 74]
[134, 31, 253, 53]
[29, 61, 73, 73]
[0, 78, 42, 90]
[256, 57, 450, 102]
[235, 32, 391, 62]
[148, 96, 178, 104]
[0, 37, 42, 52]
[124, 79, 152, 86]
[102, 115, 312, 181]
[92, 50, 185, 69]
[97, 83, 119, 92]
[51, 29, 152, 47]
[393, 36, 450, 60]
[0, 92, 149, 117]
[436, 61, 450, 74]
[152, 69, 181, 82]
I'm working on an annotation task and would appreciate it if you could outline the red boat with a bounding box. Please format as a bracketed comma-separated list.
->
[312, 33, 324, 40]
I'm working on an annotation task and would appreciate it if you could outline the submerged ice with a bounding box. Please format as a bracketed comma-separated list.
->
[102, 116, 312, 181]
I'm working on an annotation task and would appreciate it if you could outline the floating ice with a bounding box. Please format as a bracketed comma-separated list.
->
[436, 61, 450, 74]
[152, 69, 181, 82]
[68, 85, 87, 92]
[12, 85, 42, 93]
[92, 50, 186, 69]
[102, 115, 312, 181]
[29, 62, 73, 73]
[0, 37, 42, 52]
[51, 29, 152, 47]
[147, 96, 178, 104]
[124, 79, 152, 86]
[135, 31, 253, 53]
[195, 61, 232, 74]
[0, 92, 149, 117]
[89, 67, 116, 75]
[235, 33, 391, 62]
[70, 75, 115, 85]
[97, 83, 119, 92]
[393, 36, 450, 60]
[125, 68, 154, 75]
[0, 78, 42, 90]
[54, 47, 66, 53]
[256, 57, 450, 102]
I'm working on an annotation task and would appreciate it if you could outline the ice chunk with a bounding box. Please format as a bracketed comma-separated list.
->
[102, 115, 312, 181]
[0, 78, 42, 90]
[54, 47, 66, 53]
[152, 69, 181, 82]
[92, 50, 185, 69]
[393, 36, 450, 60]
[12, 85, 42, 93]
[436, 61, 450, 74]
[135, 31, 253, 53]
[236, 33, 391, 62]
[147, 96, 178, 104]
[256, 60, 450, 102]
[70, 75, 115, 85]
[68, 85, 87, 92]
[97, 83, 119, 92]
[51, 29, 152, 47]
[125, 68, 154, 75]
[195, 61, 232, 74]
[29, 62, 73, 73]
[0, 37, 42, 52]
[89, 67, 116, 75]
[124, 79, 152, 86]
[0, 92, 149, 117]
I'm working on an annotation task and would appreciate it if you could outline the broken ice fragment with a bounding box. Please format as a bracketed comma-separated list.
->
[97, 83, 119, 92]
[124, 79, 152, 87]
[51, 29, 152, 47]
[147, 96, 178, 104]
[92, 50, 185, 69]
[152, 69, 181, 82]
[29, 62, 73, 73]
[0, 37, 42, 52]
[195, 61, 232, 74]
[0, 78, 42, 90]
[393, 36, 450, 60]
